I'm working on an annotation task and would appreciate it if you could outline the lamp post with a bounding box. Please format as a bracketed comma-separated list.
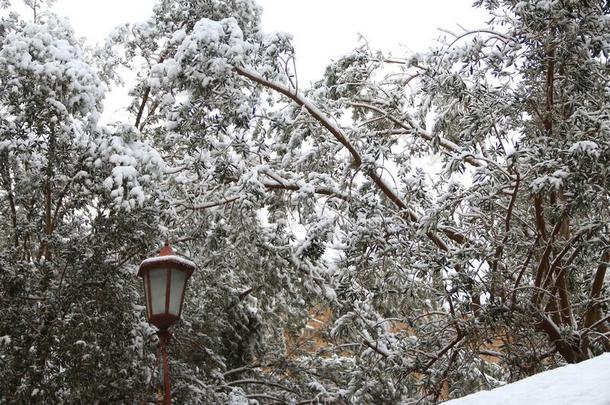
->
[138, 243, 196, 405]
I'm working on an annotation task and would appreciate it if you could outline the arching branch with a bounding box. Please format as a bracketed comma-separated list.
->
[233, 65, 467, 252]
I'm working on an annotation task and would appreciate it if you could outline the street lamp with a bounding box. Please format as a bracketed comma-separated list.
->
[138, 243, 196, 405]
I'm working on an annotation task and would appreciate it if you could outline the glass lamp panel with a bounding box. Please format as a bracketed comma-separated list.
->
[149, 268, 167, 315]
[169, 269, 186, 316]
[143, 274, 151, 318]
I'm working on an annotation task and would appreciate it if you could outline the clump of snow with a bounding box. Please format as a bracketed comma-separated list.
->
[166, 17, 249, 85]
[444, 353, 610, 405]
[227, 392, 250, 405]
[93, 127, 166, 211]
[532, 169, 570, 192]
[323, 285, 337, 301]
[0, 15, 105, 120]
[568, 140, 600, 158]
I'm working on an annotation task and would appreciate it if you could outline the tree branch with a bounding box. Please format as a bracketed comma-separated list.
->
[363, 339, 390, 357]
[235, 66, 362, 164]
[350, 102, 485, 168]
[583, 250, 610, 329]
[234, 65, 467, 253]
[226, 379, 297, 394]
[533, 210, 568, 305]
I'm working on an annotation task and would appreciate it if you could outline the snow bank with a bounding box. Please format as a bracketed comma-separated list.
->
[444, 353, 610, 405]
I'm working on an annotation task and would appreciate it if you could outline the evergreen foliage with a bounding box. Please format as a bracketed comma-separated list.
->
[1, 0, 609, 403]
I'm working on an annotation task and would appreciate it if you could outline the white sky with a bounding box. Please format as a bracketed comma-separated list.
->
[51, 0, 488, 86]
[257, 0, 488, 85]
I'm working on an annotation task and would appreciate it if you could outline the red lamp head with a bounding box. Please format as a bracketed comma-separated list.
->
[138, 244, 196, 331]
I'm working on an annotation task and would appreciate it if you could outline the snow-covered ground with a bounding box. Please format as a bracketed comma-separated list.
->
[444, 353, 610, 405]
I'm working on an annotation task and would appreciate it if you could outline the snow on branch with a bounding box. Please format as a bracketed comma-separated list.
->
[234, 65, 468, 252]
[234, 66, 362, 165]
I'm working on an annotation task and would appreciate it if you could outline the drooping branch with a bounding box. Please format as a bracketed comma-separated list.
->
[235, 66, 362, 165]
[177, 176, 350, 211]
[234, 65, 466, 252]
[245, 394, 286, 403]
[226, 379, 298, 395]
[223, 365, 260, 377]
[439, 28, 511, 50]
[177, 195, 242, 211]
[363, 339, 390, 357]
[350, 102, 485, 169]
[258, 179, 350, 201]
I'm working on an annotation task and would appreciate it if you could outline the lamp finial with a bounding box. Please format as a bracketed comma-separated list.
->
[160, 242, 173, 256]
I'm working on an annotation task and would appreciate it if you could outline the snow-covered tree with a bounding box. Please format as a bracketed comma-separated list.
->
[2, 0, 610, 403]
[0, 5, 165, 402]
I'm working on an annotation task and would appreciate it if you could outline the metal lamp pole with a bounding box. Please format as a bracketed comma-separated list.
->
[138, 243, 197, 405]
[159, 329, 172, 405]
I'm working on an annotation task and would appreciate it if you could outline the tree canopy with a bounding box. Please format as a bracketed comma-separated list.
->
[1, 0, 609, 403]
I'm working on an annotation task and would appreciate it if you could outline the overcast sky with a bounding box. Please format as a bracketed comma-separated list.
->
[51, 0, 488, 85]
